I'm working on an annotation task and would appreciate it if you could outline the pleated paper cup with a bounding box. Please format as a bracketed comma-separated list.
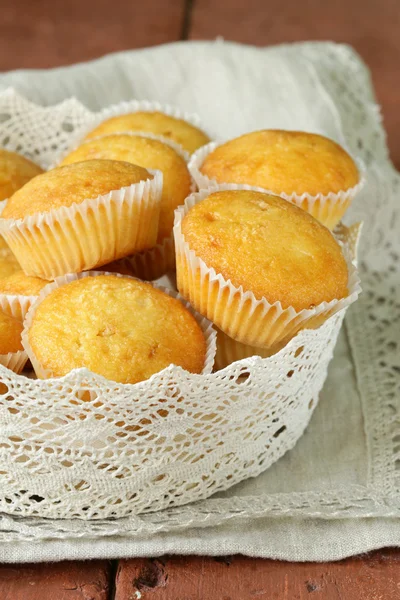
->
[22, 271, 217, 381]
[0, 350, 28, 374]
[0, 171, 163, 280]
[215, 328, 287, 371]
[174, 186, 362, 350]
[125, 233, 175, 280]
[70, 99, 211, 155]
[189, 142, 366, 230]
[0, 293, 37, 321]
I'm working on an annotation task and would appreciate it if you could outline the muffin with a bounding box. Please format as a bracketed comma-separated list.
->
[0, 235, 20, 279]
[0, 309, 27, 373]
[191, 130, 363, 229]
[59, 134, 193, 279]
[23, 274, 215, 384]
[0, 149, 43, 201]
[0, 270, 48, 320]
[175, 187, 359, 350]
[0, 160, 163, 279]
[84, 111, 210, 154]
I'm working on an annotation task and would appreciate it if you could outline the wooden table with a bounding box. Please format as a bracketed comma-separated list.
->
[0, 0, 399, 597]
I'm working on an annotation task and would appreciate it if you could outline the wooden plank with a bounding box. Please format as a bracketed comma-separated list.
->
[0, 0, 186, 69]
[114, 551, 400, 599]
[0, 560, 111, 600]
[190, 0, 400, 167]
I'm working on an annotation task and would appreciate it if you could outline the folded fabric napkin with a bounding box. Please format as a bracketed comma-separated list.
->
[0, 40, 398, 562]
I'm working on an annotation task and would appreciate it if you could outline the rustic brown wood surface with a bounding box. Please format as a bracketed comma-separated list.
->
[0, 0, 398, 597]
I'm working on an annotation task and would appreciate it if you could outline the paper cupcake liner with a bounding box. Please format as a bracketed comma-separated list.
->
[0, 350, 28, 374]
[124, 233, 175, 281]
[174, 186, 362, 349]
[0, 171, 163, 280]
[189, 142, 366, 230]
[69, 100, 211, 156]
[0, 293, 37, 321]
[215, 328, 287, 371]
[22, 271, 217, 380]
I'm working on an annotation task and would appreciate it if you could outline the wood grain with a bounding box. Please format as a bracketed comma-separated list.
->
[114, 552, 400, 599]
[0, 0, 185, 69]
[0, 560, 111, 599]
[190, 0, 400, 166]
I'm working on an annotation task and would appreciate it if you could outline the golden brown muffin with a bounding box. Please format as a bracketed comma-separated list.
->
[198, 130, 360, 229]
[180, 190, 348, 312]
[200, 130, 359, 196]
[0, 236, 20, 279]
[0, 149, 43, 201]
[0, 309, 23, 354]
[84, 112, 210, 153]
[0, 270, 48, 296]
[27, 275, 207, 384]
[3, 159, 152, 219]
[0, 160, 162, 279]
[59, 134, 192, 241]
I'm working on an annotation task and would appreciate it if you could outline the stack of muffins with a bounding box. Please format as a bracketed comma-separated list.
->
[0, 105, 363, 384]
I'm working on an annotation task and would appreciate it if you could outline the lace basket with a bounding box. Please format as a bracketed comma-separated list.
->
[0, 90, 359, 520]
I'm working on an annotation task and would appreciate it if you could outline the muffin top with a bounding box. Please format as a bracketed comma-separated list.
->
[181, 190, 348, 311]
[60, 134, 192, 241]
[0, 310, 23, 354]
[2, 159, 152, 220]
[0, 270, 48, 296]
[200, 130, 359, 195]
[28, 275, 207, 383]
[84, 111, 210, 153]
[0, 149, 43, 202]
[0, 236, 20, 279]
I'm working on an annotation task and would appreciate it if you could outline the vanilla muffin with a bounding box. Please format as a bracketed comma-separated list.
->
[0, 309, 27, 374]
[197, 130, 361, 228]
[0, 149, 43, 201]
[60, 134, 192, 242]
[0, 160, 162, 279]
[26, 275, 208, 384]
[0, 235, 20, 279]
[84, 112, 210, 153]
[176, 189, 351, 349]
[0, 310, 23, 355]
[0, 270, 48, 320]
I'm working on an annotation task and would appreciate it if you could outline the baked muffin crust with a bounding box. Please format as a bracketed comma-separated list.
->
[0, 270, 48, 296]
[200, 130, 359, 195]
[84, 111, 210, 153]
[0, 310, 23, 354]
[181, 190, 348, 311]
[2, 160, 153, 219]
[28, 275, 207, 383]
[0, 149, 43, 201]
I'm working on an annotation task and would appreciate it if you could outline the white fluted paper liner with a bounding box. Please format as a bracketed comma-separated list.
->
[0, 293, 37, 321]
[22, 270, 217, 380]
[189, 142, 366, 229]
[0, 350, 28, 374]
[0, 171, 163, 280]
[125, 233, 175, 280]
[69, 99, 212, 155]
[174, 185, 362, 350]
[215, 328, 285, 370]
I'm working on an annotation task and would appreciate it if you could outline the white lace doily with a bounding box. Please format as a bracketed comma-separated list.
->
[0, 40, 398, 543]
